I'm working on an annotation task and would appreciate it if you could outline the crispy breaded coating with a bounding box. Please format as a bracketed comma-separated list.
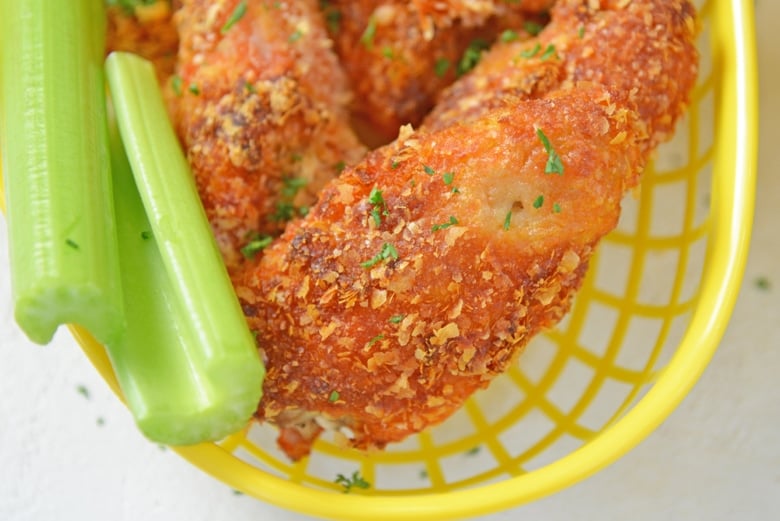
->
[325, 0, 553, 144]
[172, 0, 366, 271]
[236, 0, 698, 460]
[106, 1, 179, 82]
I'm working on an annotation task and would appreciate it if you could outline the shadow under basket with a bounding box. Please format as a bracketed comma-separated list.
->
[67, 0, 758, 519]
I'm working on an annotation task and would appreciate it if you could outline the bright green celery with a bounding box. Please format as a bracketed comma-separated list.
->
[0, 0, 124, 345]
[105, 52, 264, 444]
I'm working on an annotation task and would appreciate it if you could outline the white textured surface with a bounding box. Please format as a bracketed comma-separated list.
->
[1, 5, 778, 521]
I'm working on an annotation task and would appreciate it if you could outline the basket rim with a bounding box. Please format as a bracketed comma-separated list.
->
[0, 0, 758, 519]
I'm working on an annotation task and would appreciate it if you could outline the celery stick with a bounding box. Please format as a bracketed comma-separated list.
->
[0, 0, 124, 344]
[107, 116, 264, 444]
[105, 52, 265, 444]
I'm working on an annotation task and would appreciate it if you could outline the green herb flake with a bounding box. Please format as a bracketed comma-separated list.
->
[240, 233, 273, 260]
[334, 160, 346, 173]
[434, 57, 451, 78]
[432, 215, 459, 232]
[335, 471, 371, 494]
[368, 186, 388, 227]
[188, 82, 200, 95]
[442, 172, 455, 185]
[503, 211, 512, 231]
[464, 446, 481, 456]
[524, 20, 544, 36]
[457, 38, 489, 77]
[533, 195, 544, 209]
[520, 42, 541, 58]
[328, 390, 340, 402]
[360, 16, 377, 49]
[65, 238, 79, 250]
[423, 164, 436, 176]
[244, 80, 256, 93]
[361, 242, 398, 268]
[171, 75, 183, 96]
[322, 3, 342, 34]
[389, 314, 405, 324]
[76, 384, 90, 399]
[500, 29, 519, 43]
[553, 202, 562, 213]
[288, 29, 304, 43]
[540, 44, 558, 61]
[578, 25, 586, 39]
[536, 128, 565, 174]
[755, 276, 771, 291]
[391, 159, 400, 169]
[221, 0, 247, 35]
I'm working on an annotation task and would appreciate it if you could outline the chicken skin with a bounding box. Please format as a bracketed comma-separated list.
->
[236, 0, 698, 460]
[172, 0, 366, 271]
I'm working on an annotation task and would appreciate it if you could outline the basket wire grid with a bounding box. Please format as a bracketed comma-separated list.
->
[0, 0, 758, 519]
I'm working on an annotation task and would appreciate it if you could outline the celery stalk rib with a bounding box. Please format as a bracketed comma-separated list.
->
[0, 0, 124, 344]
[105, 52, 265, 444]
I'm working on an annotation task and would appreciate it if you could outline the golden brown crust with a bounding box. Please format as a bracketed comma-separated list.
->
[326, 0, 554, 144]
[172, 0, 366, 271]
[233, 0, 698, 460]
[106, 2, 179, 82]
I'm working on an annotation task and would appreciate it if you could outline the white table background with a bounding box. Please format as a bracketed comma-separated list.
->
[2, 3, 778, 520]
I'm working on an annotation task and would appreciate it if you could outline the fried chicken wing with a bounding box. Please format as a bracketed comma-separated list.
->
[172, 0, 366, 270]
[237, 0, 697, 459]
[326, 0, 554, 144]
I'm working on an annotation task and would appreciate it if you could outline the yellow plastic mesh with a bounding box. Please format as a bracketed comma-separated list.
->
[213, 0, 719, 497]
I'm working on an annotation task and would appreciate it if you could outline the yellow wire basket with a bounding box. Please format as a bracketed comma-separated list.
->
[2, 0, 759, 519]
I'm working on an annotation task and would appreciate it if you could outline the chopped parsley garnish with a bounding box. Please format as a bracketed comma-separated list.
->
[361, 242, 398, 268]
[434, 57, 451, 78]
[281, 176, 308, 199]
[499, 29, 519, 43]
[288, 29, 304, 43]
[381, 46, 395, 59]
[360, 16, 377, 49]
[503, 211, 512, 231]
[76, 384, 90, 399]
[366, 334, 385, 347]
[553, 202, 562, 213]
[457, 38, 489, 77]
[524, 20, 544, 36]
[321, 1, 342, 33]
[244, 81, 256, 93]
[442, 172, 455, 185]
[536, 128, 565, 174]
[755, 276, 771, 291]
[533, 195, 544, 209]
[540, 44, 558, 61]
[368, 186, 388, 227]
[188, 82, 200, 95]
[423, 164, 436, 176]
[221, 0, 247, 34]
[389, 314, 405, 324]
[432, 215, 458, 232]
[578, 25, 586, 39]
[335, 471, 370, 493]
[334, 160, 346, 173]
[65, 238, 79, 250]
[240, 233, 273, 260]
[520, 42, 541, 58]
[171, 75, 183, 96]
[328, 390, 340, 402]
[391, 159, 400, 169]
